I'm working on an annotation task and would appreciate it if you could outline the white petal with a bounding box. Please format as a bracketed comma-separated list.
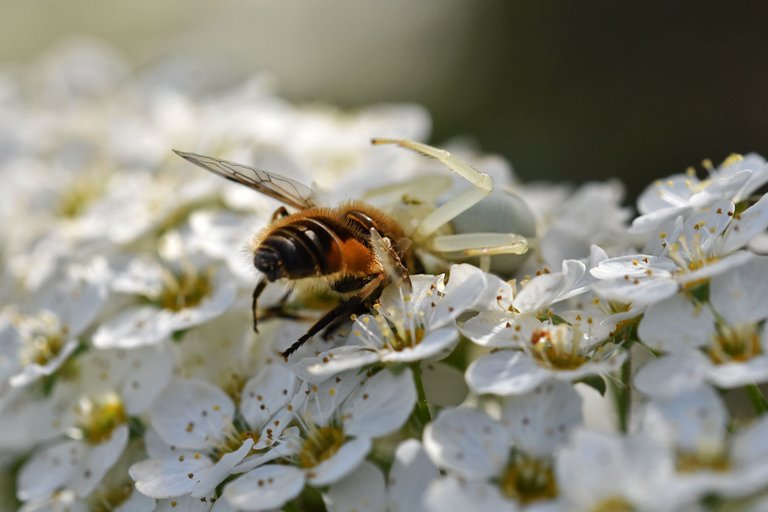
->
[323, 460, 386, 512]
[114, 489, 156, 512]
[240, 364, 296, 430]
[421, 361, 468, 407]
[430, 264, 489, 326]
[501, 380, 582, 457]
[513, 260, 585, 313]
[634, 352, 710, 397]
[641, 386, 727, 451]
[466, 351, 549, 396]
[342, 368, 416, 438]
[638, 295, 715, 352]
[150, 379, 235, 449]
[706, 356, 768, 388]
[593, 276, 679, 307]
[92, 305, 171, 349]
[459, 310, 520, 348]
[721, 193, 768, 253]
[72, 425, 129, 497]
[190, 440, 253, 498]
[17, 440, 85, 501]
[10, 338, 79, 388]
[423, 407, 508, 480]
[224, 465, 305, 511]
[308, 436, 372, 486]
[291, 346, 379, 384]
[130, 454, 212, 499]
[155, 495, 217, 511]
[388, 440, 439, 512]
[710, 255, 768, 326]
[591, 255, 677, 279]
[120, 344, 174, 415]
[379, 327, 458, 364]
[424, 476, 517, 512]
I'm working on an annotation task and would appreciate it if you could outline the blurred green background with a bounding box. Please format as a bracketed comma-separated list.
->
[3, 0, 768, 201]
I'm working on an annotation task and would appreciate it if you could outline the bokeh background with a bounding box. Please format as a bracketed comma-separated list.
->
[3, 0, 768, 201]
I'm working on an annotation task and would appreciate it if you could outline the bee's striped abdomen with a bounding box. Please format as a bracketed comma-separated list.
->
[255, 216, 345, 281]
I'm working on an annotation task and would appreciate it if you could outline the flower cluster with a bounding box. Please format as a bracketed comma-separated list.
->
[3, 39, 768, 512]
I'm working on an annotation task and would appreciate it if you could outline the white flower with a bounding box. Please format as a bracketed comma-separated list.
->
[1, 265, 108, 390]
[632, 153, 768, 234]
[292, 264, 490, 383]
[640, 386, 768, 500]
[388, 440, 439, 512]
[635, 255, 768, 393]
[92, 257, 237, 349]
[323, 461, 386, 512]
[592, 197, 768, 307]
[423, 381, 582, 508]
[15, 343, 173, 504]
[465, 307, 624, 396]
[130, 365, 297, 500]
[222, 368, 416, 511]
[555, 430, 693, 512]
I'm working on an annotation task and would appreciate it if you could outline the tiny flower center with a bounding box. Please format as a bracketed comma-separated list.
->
[676, 449, 731, 473]
[500, 454, 557, 504]
[707, 324, 762, 364]
[20, 318, 68, 367]
[298, 426, 345, 468]
[212, 429, 261, 461]
[529, 326, 588, 370]
[372, 303, 426, 352]
[91, 482, 133, 512]
[75, 393, 127, 444]
[156, 266, 213, 311]
[56, 178, 106, 219]
[591, 497, 635, 512]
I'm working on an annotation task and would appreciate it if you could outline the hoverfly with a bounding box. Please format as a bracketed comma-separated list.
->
[175, 139, 527, 358]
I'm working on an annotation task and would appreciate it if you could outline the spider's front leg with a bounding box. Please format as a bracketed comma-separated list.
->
[371, 139, 528, 266]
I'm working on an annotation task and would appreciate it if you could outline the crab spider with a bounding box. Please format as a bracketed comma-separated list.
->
[370, 138, 529, 271]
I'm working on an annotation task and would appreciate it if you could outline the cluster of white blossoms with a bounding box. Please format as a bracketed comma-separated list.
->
[3, 39, 768, 512]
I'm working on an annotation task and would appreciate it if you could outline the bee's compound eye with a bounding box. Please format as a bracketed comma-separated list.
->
[254, 247, 284, 281]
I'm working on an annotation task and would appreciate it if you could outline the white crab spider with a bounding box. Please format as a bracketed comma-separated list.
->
[370, 138, 529, 271]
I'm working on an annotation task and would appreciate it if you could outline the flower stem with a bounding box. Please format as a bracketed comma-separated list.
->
[412, 364, 432, 425]
[615, 358, 631, 433]
[747, 384, 768, 415]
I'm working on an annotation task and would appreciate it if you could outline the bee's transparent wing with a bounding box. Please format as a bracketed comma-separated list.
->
[173, 150, 317, 210]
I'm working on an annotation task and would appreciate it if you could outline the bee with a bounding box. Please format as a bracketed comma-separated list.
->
[174, 139, 527, 359]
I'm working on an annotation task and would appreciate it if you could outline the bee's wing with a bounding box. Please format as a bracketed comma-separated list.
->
[173, 150, 318, 210]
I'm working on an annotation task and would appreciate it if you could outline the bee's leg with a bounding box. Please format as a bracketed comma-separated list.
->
[271, 206, 290, 222]
[280, 274, 386, 360]
[251, 279, 268, 332]
[279, 296, 364, 360]
[321, 300, 369, 340]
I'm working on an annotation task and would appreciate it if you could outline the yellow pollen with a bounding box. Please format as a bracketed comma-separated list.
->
[676, 450, 731, 473]
[500, 454, 557, 504]
[529, 326, 587, 370]
[591, 497, 635, 512]
[75, 393, 127, 444]
[156, 265, 214, 312]
[298, 426, 345, 468]
[707, 324, 762, 364]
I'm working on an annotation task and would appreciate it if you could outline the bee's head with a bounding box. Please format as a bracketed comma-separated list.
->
[254, 247, 285, 281]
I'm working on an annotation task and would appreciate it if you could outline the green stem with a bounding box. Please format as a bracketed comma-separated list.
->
[615, 358, 631, 433]
[412, 364, 432, 425]
[747, 384, 768, 415]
